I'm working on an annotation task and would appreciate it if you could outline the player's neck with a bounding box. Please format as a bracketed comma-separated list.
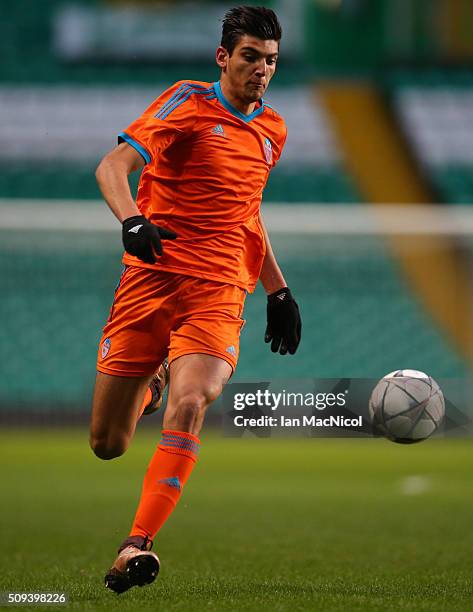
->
[219, 80, 256, 116]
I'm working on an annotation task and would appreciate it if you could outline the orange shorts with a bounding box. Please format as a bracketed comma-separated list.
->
[97, 266, 246, 377]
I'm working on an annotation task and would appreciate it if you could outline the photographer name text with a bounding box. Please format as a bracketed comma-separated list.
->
[233, 414, 362, 428]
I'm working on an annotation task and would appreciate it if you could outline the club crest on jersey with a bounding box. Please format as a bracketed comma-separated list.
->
[263, 137, 272, 164]
[101, 338, 111, 359]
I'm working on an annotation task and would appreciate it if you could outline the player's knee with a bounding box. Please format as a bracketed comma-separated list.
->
[173, 387, 219, 427]
[175, 392, 206, 422]
[90, 434, 129, 460]
[205, 381, 223, 405]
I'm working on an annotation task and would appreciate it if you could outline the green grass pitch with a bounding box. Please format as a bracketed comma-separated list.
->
[1, 429, 472, 611]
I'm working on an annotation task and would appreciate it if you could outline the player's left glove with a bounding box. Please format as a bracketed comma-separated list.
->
[265, 287, 301, 355]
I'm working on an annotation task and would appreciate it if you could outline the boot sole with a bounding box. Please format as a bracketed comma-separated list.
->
[126, 554, 160, 587]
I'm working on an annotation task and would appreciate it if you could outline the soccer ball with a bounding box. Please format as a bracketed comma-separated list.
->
[368, 369, 445, 444]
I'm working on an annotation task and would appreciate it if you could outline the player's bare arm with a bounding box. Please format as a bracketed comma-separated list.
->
[96, 142, 177, 264]
[258, 212, 287, 294]
[95, 142, 144, 222]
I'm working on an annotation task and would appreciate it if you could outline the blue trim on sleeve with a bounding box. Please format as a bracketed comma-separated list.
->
[214, 81, 264, 123]
[156, 83, 194, 119]
[118, 132, 151, 165]
[153, 84, 214, 121]
[158, 86, 214, 120]
[156, 83, 209, 119]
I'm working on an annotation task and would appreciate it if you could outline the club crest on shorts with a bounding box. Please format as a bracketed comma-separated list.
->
[101, 337, 111, 359]
[263, 137, 272, 164]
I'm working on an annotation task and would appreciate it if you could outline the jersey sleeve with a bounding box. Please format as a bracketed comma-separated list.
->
[271, 123, 287, 168]
[118, 81, 198, 164]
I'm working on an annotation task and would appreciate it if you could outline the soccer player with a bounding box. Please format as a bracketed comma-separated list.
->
[90, 5, 302, 594]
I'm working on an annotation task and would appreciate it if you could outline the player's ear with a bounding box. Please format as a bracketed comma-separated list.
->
[216, 46, 229, 70]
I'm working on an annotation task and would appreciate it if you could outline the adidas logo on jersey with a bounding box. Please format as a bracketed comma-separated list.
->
[211, 124, 226, 137]
[226, 345, 236, 356]
[128, 224, 143, 234]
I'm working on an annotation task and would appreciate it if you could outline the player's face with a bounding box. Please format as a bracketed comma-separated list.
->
[217, 35, 279, 104]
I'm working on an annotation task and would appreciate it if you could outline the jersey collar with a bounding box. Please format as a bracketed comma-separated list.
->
[214, 81, 265, 123]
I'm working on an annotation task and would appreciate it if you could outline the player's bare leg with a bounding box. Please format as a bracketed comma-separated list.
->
[105, 353, 231, 594]
[90, 362, 169, 460]
[89, 372, 153, 460]
[163, 353, 232, 434]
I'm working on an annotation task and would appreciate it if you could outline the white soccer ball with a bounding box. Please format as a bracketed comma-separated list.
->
[368, 369, 445, 444]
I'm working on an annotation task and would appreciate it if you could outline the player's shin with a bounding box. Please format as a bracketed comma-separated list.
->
[129, 430, 199, 539]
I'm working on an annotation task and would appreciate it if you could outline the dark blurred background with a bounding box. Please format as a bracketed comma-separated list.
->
[1, 0, 473, 419]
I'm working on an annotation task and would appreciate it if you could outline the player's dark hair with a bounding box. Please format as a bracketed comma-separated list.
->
[221, 6, 282, 55]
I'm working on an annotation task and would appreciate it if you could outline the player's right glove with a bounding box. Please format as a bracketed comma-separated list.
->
[265, 287, 302, 355]
[122, 215, 177, 264]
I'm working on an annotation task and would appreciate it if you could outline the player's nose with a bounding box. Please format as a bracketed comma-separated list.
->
[254, 59, 266, 75]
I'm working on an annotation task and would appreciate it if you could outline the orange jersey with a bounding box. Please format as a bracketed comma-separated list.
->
[118, 80, 287, 292]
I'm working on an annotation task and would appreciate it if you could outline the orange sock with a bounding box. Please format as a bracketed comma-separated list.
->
[129, 430, 199, 540]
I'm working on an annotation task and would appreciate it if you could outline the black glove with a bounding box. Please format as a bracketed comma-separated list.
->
[122, 215, 177, 264]
[265, 287, 301, 355]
